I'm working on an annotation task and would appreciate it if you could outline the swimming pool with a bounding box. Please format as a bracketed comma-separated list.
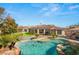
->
[18, 39, 65, 55]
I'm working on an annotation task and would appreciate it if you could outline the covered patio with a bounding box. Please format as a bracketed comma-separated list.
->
[18, 25, 65, 36]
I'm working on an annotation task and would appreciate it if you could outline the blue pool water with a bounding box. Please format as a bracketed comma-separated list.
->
[18, 39, 65, 55]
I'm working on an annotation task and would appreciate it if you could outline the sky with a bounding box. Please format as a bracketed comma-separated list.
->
[0, 3, 79, 27]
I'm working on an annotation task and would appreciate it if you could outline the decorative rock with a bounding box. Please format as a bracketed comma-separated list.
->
[57, 44, 64, 49]
[56, 48, 62, 52]
[56, 44, 65, 55]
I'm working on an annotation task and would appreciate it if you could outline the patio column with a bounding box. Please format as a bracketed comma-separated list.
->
[43, 29, 46, 34]
[22, 29, 25, 32]
[27, 29, 29, 32]
[56, 30, 58, 35]
[0, 30, 1, 34]
[37, 29, 40, 34]
[62, 30, 66, 36]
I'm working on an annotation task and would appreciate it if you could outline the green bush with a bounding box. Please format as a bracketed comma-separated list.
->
[0, 33, 23, 47]
[35, 33, 39, 37]
[51, 32, 57, 38]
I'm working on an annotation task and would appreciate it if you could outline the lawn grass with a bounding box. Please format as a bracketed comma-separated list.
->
[22, 32, 33, 36]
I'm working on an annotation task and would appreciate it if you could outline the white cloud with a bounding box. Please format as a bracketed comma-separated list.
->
[41, 7, 48, 11]
[69, 5, 79, 10]
[51, 6, 60, 12]
[39, 6, 60, 17]
[39, 7, 48, 13]
[56, 11, 78, 16]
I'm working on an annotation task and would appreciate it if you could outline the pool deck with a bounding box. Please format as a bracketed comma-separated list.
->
[0, 35, 79, 55]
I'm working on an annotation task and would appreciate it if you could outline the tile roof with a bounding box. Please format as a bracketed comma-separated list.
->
[18, 25, 63, 30]
[69, 27, 79, 31]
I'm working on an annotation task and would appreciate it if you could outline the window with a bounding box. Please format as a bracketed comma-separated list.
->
[57, 30, 62, 35]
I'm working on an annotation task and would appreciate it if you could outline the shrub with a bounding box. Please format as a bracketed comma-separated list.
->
[0, 33, 23, 47]
[35, 34, 39, 37]
[51, 32, 57, 38]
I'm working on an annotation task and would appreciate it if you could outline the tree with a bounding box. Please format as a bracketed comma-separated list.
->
[1, 16, 18, 34]
[0, 7, 4, 14]
[0, 7, 18, 35]
[0, 7, 18, 48]
[0, 7, 5, 25]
